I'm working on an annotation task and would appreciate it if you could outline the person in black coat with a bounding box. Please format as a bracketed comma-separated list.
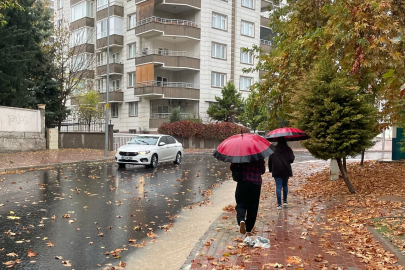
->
[268, 137, 295, 210]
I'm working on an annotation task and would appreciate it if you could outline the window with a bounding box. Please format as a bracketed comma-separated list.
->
[57, 0, 63, 9]
[128, 73, 135, 87]
[129, 102, 138, 116]
[240, 77, 253, 91]
[129, 129, 137, 134]
[58, 19, 63, 29]
[158, 105, 169, 113]
[112, 52, 120, 63]
[70, 27, 93, 46]
[111, 104, 119, 118]
[158, 48, 168, 55]
[97, 53, 103, 66]
[212, 43, 226, 59]
[241, 21, 254, 37]
[100, 18, 107, 38]
[128, 43, 136, 59]
[97, 0, 108, 10]
[71, 1, 93, 22]
[212, 72, 226, 87]
[97, 79, 104, 92]
[112, 79, 120, 90]
[241, 0, 253, 9]
[212, 13, 226, 30]
[241, 49, 253, 64]
[157, 77, 167, 86]
[71, 54, 89, 70]
[128, 14, 136, 29]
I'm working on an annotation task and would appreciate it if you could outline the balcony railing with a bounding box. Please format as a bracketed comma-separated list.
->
[136, 16, 199, 28]
[150, 113, 196, 119]
[137, 48, 199, 58]
[260, 39, 272, 45]
[135, 81, 200, 89]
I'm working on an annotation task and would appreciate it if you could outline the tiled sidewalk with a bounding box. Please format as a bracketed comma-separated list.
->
[185, 162, 390, 270]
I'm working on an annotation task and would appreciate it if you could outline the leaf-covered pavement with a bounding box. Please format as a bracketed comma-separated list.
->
[188, 160, 405, 270]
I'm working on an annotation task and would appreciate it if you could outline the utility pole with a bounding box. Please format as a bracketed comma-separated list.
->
[104, 0, 110, 157]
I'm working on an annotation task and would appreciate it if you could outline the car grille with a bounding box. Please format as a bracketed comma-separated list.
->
[119, 151, 138, 156]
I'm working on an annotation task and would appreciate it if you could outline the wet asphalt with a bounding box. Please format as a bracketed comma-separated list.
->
[0, 152, 317, 269]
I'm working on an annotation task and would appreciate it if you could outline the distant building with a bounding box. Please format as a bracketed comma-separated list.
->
[55, 0, 284, 133]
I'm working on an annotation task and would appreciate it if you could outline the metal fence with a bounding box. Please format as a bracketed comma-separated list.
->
[113, 133, 138, 151]
[52, 117, 106, 132]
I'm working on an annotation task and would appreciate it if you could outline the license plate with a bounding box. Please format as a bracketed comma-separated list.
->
[124, 156, 131, 160]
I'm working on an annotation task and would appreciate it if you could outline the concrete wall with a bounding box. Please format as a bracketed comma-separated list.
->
[58, 125, 114, 150]
[0, 106, 46, 153]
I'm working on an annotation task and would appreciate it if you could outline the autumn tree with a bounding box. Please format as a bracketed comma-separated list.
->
[53, 22, 96, 130]
[76, 90, 104, 132]
[207, 82, 244, 123]
[252, 0, 405, 131]
[238, 89, 268, 132]
[292, 59, 378, 194]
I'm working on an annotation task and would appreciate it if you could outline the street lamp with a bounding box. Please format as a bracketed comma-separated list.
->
[104, 0, 110, 157]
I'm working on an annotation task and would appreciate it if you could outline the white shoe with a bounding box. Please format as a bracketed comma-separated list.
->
[283, 202, 288, 207]
[277, 205, 282, 210]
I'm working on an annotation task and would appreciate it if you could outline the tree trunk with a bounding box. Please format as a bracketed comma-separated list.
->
[336, 158, 356, 194]
[343, 157, 347, 171]
[360, 150, 365, 166]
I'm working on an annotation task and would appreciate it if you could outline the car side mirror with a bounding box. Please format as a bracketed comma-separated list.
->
[159, 142, 166, 146]
[127, 141, 130, 144]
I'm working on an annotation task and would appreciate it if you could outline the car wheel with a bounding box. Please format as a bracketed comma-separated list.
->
[148, 154, 158, 168]
[118, 163, 126, 168]
[174, 152, 182, 165]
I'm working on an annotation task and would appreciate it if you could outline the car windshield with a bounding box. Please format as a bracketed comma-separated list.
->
[128, 136, 159, 145]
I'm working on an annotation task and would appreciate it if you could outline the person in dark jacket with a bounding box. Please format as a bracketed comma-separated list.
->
[230, 158, 265, 235]
[268, 137, 295, 210]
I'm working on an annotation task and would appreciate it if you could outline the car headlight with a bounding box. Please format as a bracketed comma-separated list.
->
[137, 151, 150, 155]
[116, 150, 120, 154]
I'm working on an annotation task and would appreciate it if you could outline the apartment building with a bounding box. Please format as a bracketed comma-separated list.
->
[55, 0, 280, 133]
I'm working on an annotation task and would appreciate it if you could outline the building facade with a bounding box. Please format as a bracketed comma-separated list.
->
[55, 0, 281, 133]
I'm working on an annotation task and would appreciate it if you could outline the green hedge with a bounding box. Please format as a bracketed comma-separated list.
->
[158, 120, 250, 141]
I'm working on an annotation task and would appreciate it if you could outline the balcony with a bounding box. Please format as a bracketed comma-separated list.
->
[96, 5, 124, 20]
[70, 17, 94, 31]
[98, 90, 124, 103]
[260, 16, 270, 28]
[134, 81, 200, 99]
[260, 39, 271, 53]
[135, 16, 200, 40]
[261, 0, 287, 11]
[96, 63, 124, 77]
[96, 34, 124, 50]
[149, 113, 196, 128]
[136, 49, 200, 70]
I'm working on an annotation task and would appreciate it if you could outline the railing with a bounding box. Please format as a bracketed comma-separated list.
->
[97, 88, 122, 93]
[137, 48, 200, 58]
[52, 117, 105, 132]
[135, 0, 147, 3]
[135, 16, 199, 28]
[150, 113, 196, 119]
[260, 39, 272, 45]
[97, 60, 122, 66]
[135, 81, 200, 89]
[113, 133, 139, 151]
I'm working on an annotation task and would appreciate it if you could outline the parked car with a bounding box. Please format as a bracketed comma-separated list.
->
[115, 134, 183, 169]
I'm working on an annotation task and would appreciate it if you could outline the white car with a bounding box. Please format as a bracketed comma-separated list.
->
[115, 134, 184, 169]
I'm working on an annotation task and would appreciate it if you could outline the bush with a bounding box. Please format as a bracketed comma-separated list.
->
[158, 120, 250, 140]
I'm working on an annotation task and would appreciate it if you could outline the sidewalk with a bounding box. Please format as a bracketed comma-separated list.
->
[183, 161, 403, 270]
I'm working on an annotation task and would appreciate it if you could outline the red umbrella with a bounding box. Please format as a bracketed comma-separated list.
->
[213, 133, 273, 163]
[265, 127, 310, 142]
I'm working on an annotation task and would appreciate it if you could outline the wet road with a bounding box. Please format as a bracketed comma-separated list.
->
[0, 152, 317, 269]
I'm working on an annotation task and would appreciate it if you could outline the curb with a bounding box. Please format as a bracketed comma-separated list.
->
[367, 225, 405, 266]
